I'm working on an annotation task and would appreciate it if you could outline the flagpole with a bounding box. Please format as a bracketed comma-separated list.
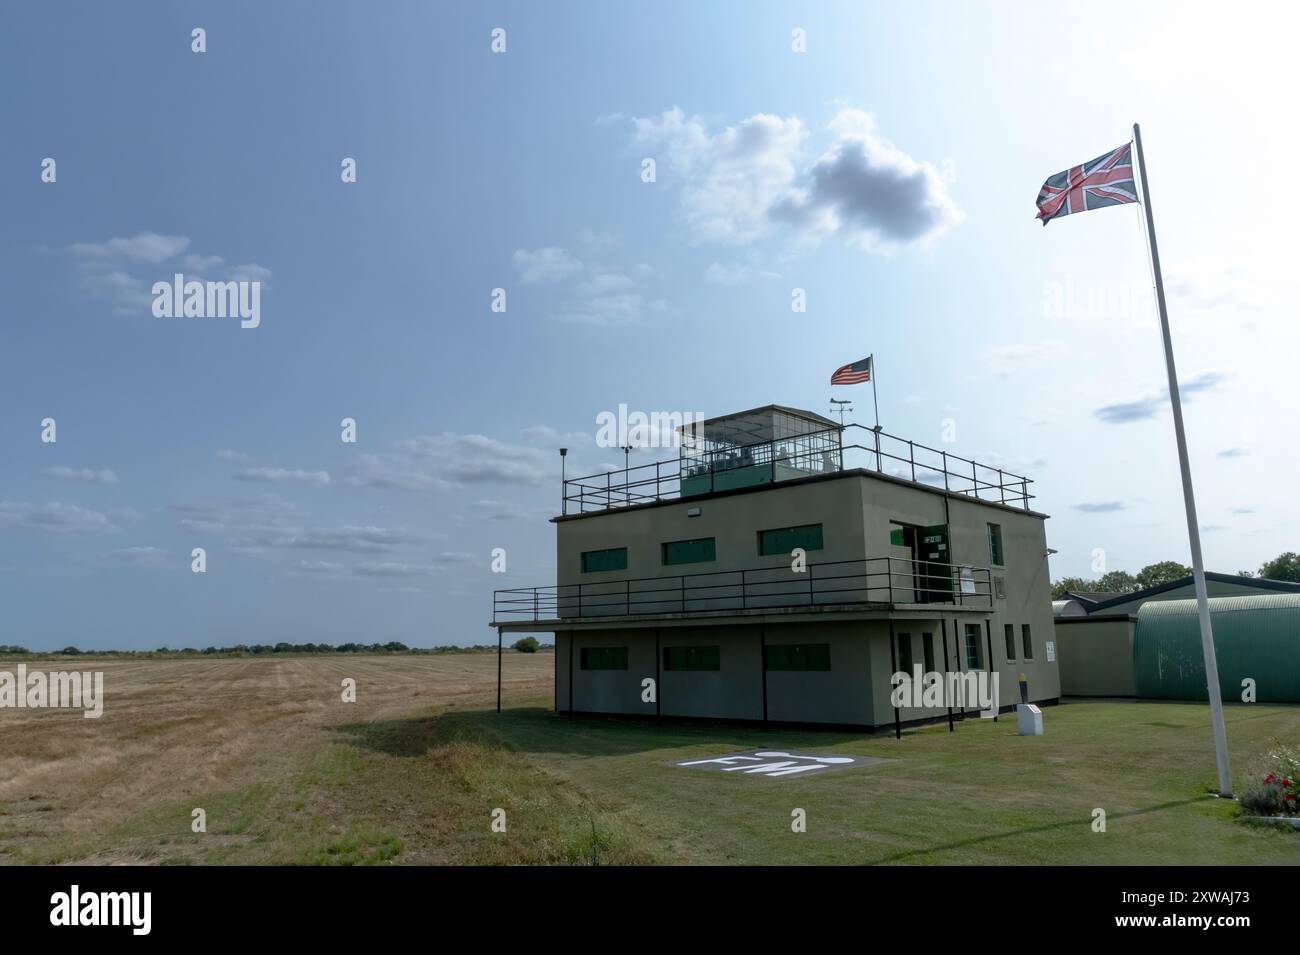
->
[1133, 122, 1232, 798]
[869, 354, 880, 430]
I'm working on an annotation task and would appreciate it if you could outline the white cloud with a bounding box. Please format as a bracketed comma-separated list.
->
[704, 262, 783, 285]
[513, 247, 584, 283]
[236, 467, 331, 487]
[68, 234, 272, 313]
[184, 253, 225, 272]
[0, 501, 118, 535]
[47, 466, 118, 484]
[631, 108, 807, 245]
[78, 270, 154, 315]
[348, 433, 554, 491]
[70, 233, 190, 264]
[353, 561, 430, 578]
[548, 267, 667, 327]
[772, 110, 962, 248]
[100, 546, 166, 566]
[230, 263, 272, 285]
[626, 107, 961, 250]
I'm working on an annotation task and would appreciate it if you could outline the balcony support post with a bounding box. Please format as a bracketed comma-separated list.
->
[941, 618, 954, 732]
[984, 619, 997, 721]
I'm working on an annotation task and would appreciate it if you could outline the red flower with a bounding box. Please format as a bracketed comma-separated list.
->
[1265, 773, 1276, 784]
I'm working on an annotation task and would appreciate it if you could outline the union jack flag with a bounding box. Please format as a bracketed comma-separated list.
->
[830, 355, 872, 385]
[1035, 142, 1138, 225]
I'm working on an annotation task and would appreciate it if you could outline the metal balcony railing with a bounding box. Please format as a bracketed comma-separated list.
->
[492, 556, 993, 624]
[562, 424, 1034, 514]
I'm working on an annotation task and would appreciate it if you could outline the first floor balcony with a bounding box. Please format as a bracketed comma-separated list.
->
[491, 555, 993, 627]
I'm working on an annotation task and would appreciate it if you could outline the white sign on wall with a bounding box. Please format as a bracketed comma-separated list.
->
[1045, 640, 1056, 662]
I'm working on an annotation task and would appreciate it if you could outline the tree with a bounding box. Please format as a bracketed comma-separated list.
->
[1135, 561, 1192, 590]
[1258, 552, 1300, 583]
[1096, 570, 1139, 594]
[512, 636, 541, 653]
[1051, 577, 1097, 600]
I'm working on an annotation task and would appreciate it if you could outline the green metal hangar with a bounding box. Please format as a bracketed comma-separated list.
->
[492, 405, 1061, 731]
[1054, 573, 1300, 700]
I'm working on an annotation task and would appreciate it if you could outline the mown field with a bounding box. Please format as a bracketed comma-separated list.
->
[1, 653, 1296, 865]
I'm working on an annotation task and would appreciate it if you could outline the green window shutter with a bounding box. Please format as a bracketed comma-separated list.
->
[581, 547, 627, 573]
[767, 644, 830, 671]
[664, 646, 719, 671]
[1021, 625, 1033, 660]
[759, 524, 825, 556]
[663, 538, 716, 566]
[890, 527, 905, 546]
[1004, 624, 1016, 660]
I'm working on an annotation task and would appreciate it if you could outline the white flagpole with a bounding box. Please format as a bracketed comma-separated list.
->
[1133, 122, 1232, 797]
[869, 354, 880, 430]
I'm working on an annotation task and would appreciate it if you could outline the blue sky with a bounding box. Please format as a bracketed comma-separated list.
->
[3, 1, 1295, 649]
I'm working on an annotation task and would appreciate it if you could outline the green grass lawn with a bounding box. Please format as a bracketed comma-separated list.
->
[50, 694, 1300, 865]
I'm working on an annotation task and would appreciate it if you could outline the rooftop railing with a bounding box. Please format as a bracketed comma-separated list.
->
[562, 424, 1034, 514]
[492, 556, 993, 624]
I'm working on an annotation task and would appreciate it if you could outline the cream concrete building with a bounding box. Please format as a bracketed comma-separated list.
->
[492, 405, 1060, 733]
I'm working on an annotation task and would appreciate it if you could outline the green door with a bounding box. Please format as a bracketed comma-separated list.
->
[919, 524, 952, 603]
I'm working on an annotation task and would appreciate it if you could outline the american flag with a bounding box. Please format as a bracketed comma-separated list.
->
[830, 356, 872, 385]
[1036, 142, 1138, 225]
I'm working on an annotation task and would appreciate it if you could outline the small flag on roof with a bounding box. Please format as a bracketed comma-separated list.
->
[830, 356, 872, 385]
[1035, 142, 1138, 225]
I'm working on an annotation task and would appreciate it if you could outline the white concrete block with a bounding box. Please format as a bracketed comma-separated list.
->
[1017, 703, 1043, 736]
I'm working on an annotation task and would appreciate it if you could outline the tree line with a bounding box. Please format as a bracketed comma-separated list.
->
[0, 641, 553, 657]
[1052, 551, 1300, 600]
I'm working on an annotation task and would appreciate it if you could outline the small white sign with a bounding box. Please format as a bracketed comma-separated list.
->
[1045, 640, 1056, 662]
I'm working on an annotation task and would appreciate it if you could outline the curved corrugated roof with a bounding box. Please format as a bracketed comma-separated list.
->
[1134, 594, 1300, 702]
[1137, 593, 1300, 617]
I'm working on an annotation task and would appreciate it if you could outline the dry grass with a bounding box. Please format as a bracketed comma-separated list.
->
[0, 653, 558, 864]
[3, 654, 1295, 866]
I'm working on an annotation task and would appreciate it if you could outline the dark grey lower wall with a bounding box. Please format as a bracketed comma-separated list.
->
[557, 621, 887, 727]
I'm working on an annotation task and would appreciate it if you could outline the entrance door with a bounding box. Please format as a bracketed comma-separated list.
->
[919, 524, 953, 604]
